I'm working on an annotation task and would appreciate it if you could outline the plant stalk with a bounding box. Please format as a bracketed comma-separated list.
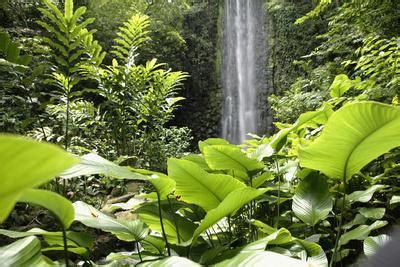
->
[330, 181, 347, 267]
[274, 155, 281, 227]
[157, 192, 171, 256]
[61, 225, 69, 267]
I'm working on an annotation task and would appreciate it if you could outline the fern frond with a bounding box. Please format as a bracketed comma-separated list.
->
[111, 14, 151, 63]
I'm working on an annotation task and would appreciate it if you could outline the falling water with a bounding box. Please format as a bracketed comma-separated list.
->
[222, 0, 267, 144]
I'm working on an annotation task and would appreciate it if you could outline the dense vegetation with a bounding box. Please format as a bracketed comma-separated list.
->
[1, 0, 400, 266]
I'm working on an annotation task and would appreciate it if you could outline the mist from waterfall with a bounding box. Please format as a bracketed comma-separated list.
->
[222, 0, 266, 144]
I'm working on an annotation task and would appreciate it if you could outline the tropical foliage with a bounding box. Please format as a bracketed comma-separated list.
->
[1, 0, 400, 266]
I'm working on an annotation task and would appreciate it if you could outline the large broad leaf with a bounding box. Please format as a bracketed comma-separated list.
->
[339, 220, 388, 246]
[347, 185, 386, 203]
[256, 103, 333, 160]
[73, 201, 148, 242]
[61, 153, 147, 181]
[363, 234, 391, 257]
[292, 174, 333, 226]
[150, 177, 176, 199]
[329, 74, 359, 98]
[134, 202, 197, 244]
[242, 228, 327, 267]
[0, 135, 78, 222]
[202, 144, 265, 174]
[0, 228, 93, 250]
[358, 208, 385, 220]
[198, 138, 230, 154]
[215, 251, 311, 267]
[137, 256, 201, 267]
[0, 236, 43, 266]
[18, 189, 74, 229]
[168, 159, 245, 211]
[299, 102, 400, 180]
[191, 187, 267, 244]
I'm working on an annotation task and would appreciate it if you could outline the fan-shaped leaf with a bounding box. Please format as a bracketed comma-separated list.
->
[192, 187, 267, 244]
[256, 103, 333, 159]
[168, 159, 245, 211]
[73, 201, 148, 242]
[18, 189, 74, 229]
[292, 173, 333, 226]
[203, 145, 265, 174]
[299, 102, 400, 180]
[215, 251, 310, 267]
[364, 234, 391, 257]
[0, 135, 78, 222]
[0, 236, 43, 266]
[61, 153, 147, 181]
[137, 256, 200, 267]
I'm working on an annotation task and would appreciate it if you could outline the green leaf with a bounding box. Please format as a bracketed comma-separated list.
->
[192, 187, 267, 244]
[347, 185, 386, 203]
[329, 74, 356, 98]
[149, 177, 175, 199]
[203, 145, 265, 174]
[0, 135, 78, 223]
[294, 238, 328, 267]
[252, 172, 274, 188]
[18, 189, 74, 229]
[299, 102, 400, 180]
[252, 220, 276, 235]
[358, 207, 385, 220]
[0, 236, 43, 266]
[0, 228, 94, 249]
[339, 220, 388, 246]
[137, 256, 201, 266]
[256, 103, 333, 159]
[73, 201, 148, 242]
[6, 42, 20, 63]
[364, 234, 391, 257]
[198, 138, 230, 154]
[182, 154, 211, 171]
[134, 202, 197, 244]
[0, 31, 10, 51]
[292, 174, 333, 226]
[215, 251, 311, 267]
[224, 228, 327, 267]
[168, 159, 245, 211]
[64, 0, 74, 20]
[16, 55, 32, 66]
[61, 153, 147, 181]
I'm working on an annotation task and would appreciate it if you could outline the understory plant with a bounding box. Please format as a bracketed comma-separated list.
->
[1, 85, 400, 266]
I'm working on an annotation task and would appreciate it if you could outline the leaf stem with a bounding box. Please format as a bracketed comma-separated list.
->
[61, 225, 69, 267]
[156, 192, 171, 256]
[167, 195, 181, 243]
[330, 181, 347, 267]
[136, 241, 143, 262]
[274, 155, 281, 227]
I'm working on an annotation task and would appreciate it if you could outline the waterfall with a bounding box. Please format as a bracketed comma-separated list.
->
[222, 0, 267, 144]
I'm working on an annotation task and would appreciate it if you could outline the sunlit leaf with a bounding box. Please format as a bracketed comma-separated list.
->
[339, 220, 388, 246]
[191, 187, 267, 244]
[168, 159, 245, 211]
[18, 189, 74, 229]
[364, 234, 391, 257]
[203, 144, 265, 174]
[0, 236, 43, 266]
[61, 153, 147, 181]
[0, 135, 78, 222]
[300, 102, 400, 180]
[73, 201, 148, 242]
